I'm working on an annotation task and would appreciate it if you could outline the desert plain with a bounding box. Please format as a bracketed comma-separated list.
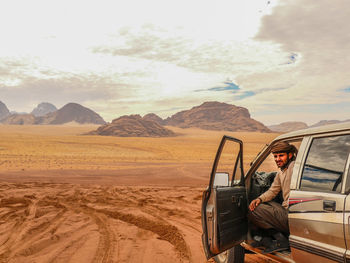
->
[0, 124, 280, 263]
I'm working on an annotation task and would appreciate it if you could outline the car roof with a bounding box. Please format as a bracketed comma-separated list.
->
[274, 121, 350, 141]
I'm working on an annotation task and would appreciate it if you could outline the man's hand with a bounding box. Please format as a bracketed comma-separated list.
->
[249, 198, 262, 211]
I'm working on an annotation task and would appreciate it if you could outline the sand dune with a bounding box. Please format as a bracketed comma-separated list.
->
[0, 125, 280, 262]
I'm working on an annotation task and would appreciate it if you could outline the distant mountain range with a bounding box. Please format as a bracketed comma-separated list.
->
[1, 100, 349, 135]
[0, 102, 105, 125]
[87, 102, 271, 137]
[268, 119, 350, 132]
[268, 122, 309, 133]
[37, 103, 105, 125]
[310, 119, 350, 128]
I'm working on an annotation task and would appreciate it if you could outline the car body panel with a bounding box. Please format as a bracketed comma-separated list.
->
[288, 191, 346, 262]
[343, 195, 350, 262]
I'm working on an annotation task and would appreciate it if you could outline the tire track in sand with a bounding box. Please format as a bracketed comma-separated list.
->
[59, 199, 114, 263]
[0, 196, 37, 258]
[80, 204, 190, 261]
[0, 195, 72, 261]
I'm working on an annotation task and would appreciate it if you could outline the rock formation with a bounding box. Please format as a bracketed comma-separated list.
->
[143, 113, 165, 125]
[0, 101, 10, 121]
[88, 115, 175, 137]
[31, 102, 57, 117]
[1, 114, 36, 125]
[164, 101, 270, 132]
[37, 103, 106, 125]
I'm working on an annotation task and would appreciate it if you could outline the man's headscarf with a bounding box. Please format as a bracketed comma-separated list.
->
[271, 141, 298, 155]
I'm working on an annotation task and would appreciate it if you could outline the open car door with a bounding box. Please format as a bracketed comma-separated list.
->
[201, 135, 248, 259]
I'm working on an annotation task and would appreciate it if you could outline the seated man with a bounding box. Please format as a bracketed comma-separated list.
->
[248, 141, 297, 254]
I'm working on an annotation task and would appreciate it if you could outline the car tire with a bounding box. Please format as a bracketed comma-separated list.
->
[214, 245, 245, 263]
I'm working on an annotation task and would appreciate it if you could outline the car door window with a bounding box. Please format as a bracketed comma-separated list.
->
[300, 134, 350, 192]
[216, 139, 242, 185]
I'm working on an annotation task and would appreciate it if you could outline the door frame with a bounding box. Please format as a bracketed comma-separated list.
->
[201, 135, 245, 259]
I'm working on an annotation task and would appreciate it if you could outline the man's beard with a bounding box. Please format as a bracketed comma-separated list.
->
[279, 156, 291, 170]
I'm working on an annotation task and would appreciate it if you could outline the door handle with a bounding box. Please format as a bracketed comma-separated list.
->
[323, 200, 336, 211]
[232, 195, 243, 207]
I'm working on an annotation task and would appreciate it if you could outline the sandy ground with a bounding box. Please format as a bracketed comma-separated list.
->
[0, 125, 280, 263]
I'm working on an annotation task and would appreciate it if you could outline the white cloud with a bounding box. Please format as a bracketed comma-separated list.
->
[247, 0, 350, 100]
[0, 0, 349, 124]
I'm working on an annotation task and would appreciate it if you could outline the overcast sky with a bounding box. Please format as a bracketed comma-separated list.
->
[1, 0, 349, 125]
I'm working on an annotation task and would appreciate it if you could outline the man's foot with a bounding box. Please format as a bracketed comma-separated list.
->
[262, 240, 289, 253]
[262, 232, 289, 254]
[251, 236, 273, 249]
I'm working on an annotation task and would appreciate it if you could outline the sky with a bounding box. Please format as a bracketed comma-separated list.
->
[0, 0, 349, 126]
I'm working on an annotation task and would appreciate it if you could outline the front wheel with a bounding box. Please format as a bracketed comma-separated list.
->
[214, 245, 245, 263]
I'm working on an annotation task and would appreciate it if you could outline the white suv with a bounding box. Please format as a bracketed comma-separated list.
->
[201, 122, 350, 263]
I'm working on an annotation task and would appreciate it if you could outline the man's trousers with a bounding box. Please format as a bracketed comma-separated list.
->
[248, 201, 289, 234]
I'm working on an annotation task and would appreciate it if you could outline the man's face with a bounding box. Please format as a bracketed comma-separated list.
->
[273, 152, 292, 169]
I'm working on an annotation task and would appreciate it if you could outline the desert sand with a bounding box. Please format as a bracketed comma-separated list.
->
[0, 125, 280, 263]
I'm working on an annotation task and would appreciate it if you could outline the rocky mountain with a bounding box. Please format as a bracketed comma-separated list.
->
[268, 122, 308, 132]
[164, 101, 271, 132]
[88, 115, 176, 137]
[1, 114, 36, 125]
[142, 113, 165, 125]
[37, 103, 106, 125]
[31, 102, 57, 117]
[0, 101, 10, 120]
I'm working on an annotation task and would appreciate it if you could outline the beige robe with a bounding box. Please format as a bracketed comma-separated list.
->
[258, 161, 295, 209]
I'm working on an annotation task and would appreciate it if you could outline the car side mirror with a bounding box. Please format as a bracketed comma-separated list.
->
[213, 172, 229, 187]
